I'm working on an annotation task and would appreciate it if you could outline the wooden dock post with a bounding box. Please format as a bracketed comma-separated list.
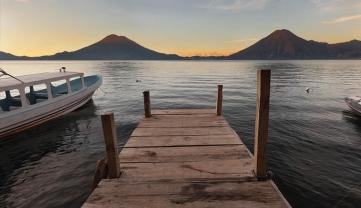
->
[143, 91, 151, 118]
[101, 113, 120, 178]
[216, 85, 223, 116]
[254, 69, 271, 180]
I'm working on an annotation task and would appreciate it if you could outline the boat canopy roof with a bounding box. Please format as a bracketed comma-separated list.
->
[0, 71, 84, 91]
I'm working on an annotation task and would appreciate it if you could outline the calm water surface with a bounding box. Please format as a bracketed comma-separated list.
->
[0, 60, 360, 208]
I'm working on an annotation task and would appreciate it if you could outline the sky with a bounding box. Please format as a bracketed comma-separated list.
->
[0, 0, 360, 57]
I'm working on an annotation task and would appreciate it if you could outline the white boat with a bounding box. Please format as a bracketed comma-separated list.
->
[345, 96, 361, 116]
[0, 68, 102, 138]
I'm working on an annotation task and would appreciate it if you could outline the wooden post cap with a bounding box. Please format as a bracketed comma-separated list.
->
[143, 91, 151, 118]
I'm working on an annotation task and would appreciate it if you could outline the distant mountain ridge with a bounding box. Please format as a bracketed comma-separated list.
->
[0, 51, 23, 60]
[38, 34, 181, 60]
[228, 29, 361, 59]
[1, 30, 360, 60]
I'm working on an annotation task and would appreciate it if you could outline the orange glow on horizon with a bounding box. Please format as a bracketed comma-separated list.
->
[173, 49, 238, 57]
[4, 47, 240, 58]
[1, 32, 360, 57]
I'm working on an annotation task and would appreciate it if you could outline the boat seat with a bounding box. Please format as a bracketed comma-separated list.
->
[0, 102, 10, 112]
[1, 96, 23, 110]
[10, 97, 22, 106]
[34, 93, 48, 99]
[0, 100, 10, 111]
[27, 92, 37, 105]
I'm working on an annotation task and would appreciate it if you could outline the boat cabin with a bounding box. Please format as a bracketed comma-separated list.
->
[0, 71, 86, 113]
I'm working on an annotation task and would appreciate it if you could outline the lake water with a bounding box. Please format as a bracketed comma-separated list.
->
[0, 60, 360, 208]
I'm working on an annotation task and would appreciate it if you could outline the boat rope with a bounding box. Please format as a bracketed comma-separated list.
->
[0, 68, 24, 83]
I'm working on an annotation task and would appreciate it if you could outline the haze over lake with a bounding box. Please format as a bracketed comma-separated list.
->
[0, 60, 361, 208]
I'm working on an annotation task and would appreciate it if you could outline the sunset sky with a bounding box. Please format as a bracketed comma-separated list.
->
[0, 0, 361, 56]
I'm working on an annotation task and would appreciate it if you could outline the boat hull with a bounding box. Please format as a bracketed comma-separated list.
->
[345, 96, 361, 116]
[0, 76, 102, 138]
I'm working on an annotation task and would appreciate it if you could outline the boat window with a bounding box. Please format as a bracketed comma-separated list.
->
[25, 84, 49, 105]
[9, 89, 20, 97]
[0, 91, 5, 112]
[0, 91, 5, 100]
[50, 79, 68, 97]
[0, 89, 22, 112]
[70, 76, 82, 92]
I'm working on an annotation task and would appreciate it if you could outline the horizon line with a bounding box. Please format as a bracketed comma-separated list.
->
[1, 29, 361, 58]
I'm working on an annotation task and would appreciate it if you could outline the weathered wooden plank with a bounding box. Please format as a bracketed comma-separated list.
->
[119, 145, 250, 162]
[118, 159, 253, 183]
[125, 135, 243, 147]
[152, 109, 215, 115]
[150, 114, 225, 120]
[131, 127, 235, 137]
[84, 181, 288, 208]
[138, 117, 228, 128]
[85, 108, 291, 208]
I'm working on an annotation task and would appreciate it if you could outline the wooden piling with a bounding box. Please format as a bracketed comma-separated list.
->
[216, 85, 223, 116]
[143, 91, 151, 118]
[254, 70, 271, 179]
[101, 113, 120, 178]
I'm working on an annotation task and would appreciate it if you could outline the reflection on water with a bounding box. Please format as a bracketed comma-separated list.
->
[0, 102, 101, 207]
[0, 60, 361, 208]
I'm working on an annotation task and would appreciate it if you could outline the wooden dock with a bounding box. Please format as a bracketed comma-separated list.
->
[83, 70, 291, 208]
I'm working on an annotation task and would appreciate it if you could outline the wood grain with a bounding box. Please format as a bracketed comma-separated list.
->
[216, 85, 223, 116]
[152, 109, 215, 115]
[84, 181, 289, 208]
[131, 127, 234, 137]
[125, 135, 242, 147]
[119, 145, 250, 162]
[85, 108, 290, 208]
[254, 70, 271, 179]
[143, 91, 151, 118]
[101, 113, 120, 178]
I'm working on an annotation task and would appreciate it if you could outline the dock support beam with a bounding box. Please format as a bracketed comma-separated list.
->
[101, 113, 120, 178]
[254, 70, 271, 180]
[216, 85, 223, 116]
[143, 91, 151, 118]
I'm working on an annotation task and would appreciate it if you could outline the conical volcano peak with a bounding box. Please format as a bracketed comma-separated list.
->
[99, 34, 130, 44]
[267, 29, 299, 40]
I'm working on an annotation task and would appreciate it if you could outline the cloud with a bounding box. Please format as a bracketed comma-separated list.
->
[323, 14, 361, 24]
[197, 0, 272, 11]
[310, 0, 361, 12]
